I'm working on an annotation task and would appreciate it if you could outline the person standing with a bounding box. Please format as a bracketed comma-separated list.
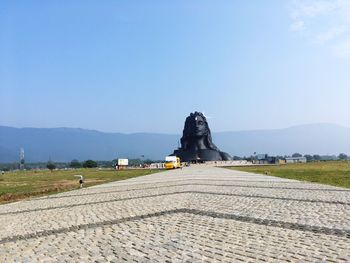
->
[79, 175, 84, 188]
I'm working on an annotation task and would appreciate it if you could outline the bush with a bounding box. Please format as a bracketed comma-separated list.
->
[47, 162, 56, 171]
[70, 159, 82, 168]
[83, 160, 98, 168]
[338, 153, 348, 160]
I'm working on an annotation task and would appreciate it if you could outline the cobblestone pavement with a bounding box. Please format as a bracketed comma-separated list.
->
[0, 166, 349, 262]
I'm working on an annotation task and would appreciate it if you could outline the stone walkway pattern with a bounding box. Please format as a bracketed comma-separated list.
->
[0, 166, 349, 262]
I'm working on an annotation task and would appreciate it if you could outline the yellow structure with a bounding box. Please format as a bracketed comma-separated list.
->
[165, 156, 181, 169]
[279, 159, 286, 165]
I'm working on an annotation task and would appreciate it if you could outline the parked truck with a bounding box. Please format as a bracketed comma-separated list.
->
[165, 156, 181, 169]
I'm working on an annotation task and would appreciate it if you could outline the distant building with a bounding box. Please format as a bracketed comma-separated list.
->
[253, 154, 277, 164]
[252, 154, 307, 165]
[319, 155, 338, 161]
[285, 157, 307, 164]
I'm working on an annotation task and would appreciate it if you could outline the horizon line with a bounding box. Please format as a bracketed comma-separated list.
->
[0, 122, 348, 135]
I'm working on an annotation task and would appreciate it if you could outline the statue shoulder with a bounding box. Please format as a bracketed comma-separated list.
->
[219, 151, 232, 161]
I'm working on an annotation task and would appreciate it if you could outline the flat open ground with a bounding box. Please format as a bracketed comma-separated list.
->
[0, 169, 158, 204]
[230, 161, 350, 188]
[0, 165, 349, 262]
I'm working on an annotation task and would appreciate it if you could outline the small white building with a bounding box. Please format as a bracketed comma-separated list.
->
[285, 157, 307, 164]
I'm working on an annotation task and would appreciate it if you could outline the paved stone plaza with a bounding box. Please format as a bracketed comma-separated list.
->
[0, 166, 349, 262]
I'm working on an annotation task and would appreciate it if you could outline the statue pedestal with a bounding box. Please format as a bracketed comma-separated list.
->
[173, 149, 225, 162]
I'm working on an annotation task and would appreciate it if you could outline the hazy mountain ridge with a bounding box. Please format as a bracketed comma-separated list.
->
[0, 123, 349, 162]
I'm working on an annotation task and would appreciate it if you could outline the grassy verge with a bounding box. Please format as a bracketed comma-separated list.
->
[228, 161, 350, 188]
[0, 168, 161, 204]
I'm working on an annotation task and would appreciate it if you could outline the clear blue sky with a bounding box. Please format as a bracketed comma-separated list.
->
[1, 0, 350, 133]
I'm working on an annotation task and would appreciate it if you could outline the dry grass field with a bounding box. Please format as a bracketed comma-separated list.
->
[229, 161, 350, 188]
[0, 168, 161, 204]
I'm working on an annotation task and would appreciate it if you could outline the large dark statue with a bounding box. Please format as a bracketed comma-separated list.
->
[171, 112, 232, 162]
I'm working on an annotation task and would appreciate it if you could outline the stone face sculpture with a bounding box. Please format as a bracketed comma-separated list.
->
[172, 112, 232, 162]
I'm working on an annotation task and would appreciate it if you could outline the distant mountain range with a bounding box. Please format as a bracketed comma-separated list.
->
[0, 123, 349, 163]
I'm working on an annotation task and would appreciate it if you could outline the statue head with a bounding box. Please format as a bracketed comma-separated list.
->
[180, 111, 219, 151]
